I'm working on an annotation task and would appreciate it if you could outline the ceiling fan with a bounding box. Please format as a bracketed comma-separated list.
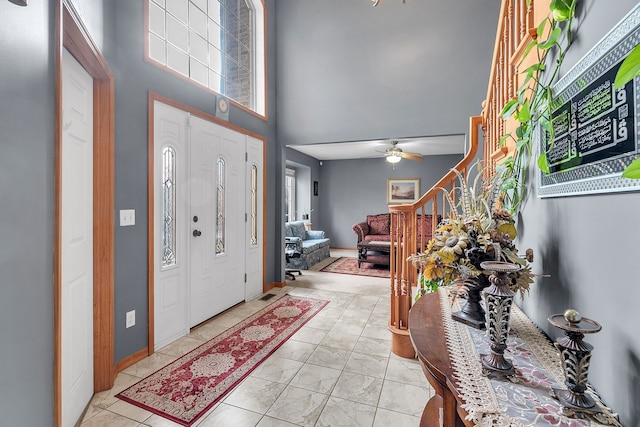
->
[378, 140, 423, 165]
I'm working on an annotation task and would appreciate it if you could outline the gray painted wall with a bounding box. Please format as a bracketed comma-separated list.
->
[275, 0, 501, 146]
[0, 2, 55, 425]
[517, 2, 640, 424]
[318, 154, 462, 248]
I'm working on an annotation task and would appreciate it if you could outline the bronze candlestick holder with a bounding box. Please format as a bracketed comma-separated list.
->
[479, 261, 521, 379]
[548, 309, 605, 419]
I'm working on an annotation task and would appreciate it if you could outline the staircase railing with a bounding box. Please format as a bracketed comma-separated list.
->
[387, 0, 539, 357]
[388, 116, 482, 357]
[484, 0, 538, 174]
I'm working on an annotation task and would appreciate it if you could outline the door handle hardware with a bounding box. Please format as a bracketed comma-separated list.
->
[193, 229, 202, 237]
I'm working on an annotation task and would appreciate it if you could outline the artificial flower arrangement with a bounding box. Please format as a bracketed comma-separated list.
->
[408, 167, 536, 302]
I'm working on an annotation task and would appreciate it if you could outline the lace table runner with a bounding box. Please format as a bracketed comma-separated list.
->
[438, 288, 620, 427]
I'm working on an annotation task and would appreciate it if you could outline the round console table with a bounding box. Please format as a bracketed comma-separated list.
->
[409, 292, 472, 427]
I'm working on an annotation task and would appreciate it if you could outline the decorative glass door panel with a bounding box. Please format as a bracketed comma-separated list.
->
[189, 115, 245, 327]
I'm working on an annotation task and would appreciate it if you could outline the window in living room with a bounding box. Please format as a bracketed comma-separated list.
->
[285, 168, 295, 222]
[146, 0, 266, 116]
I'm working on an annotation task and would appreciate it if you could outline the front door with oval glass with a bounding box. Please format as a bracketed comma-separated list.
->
[153, 101, 263, 350]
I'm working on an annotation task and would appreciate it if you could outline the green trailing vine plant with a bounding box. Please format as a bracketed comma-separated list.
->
[497, 0, 577, 213]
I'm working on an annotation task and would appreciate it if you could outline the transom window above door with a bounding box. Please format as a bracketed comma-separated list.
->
[146, 0, 266, 117]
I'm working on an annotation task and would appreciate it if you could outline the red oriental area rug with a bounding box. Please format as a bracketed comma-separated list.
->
[320, 257, 390, 278]
[116, 295, 328, 426]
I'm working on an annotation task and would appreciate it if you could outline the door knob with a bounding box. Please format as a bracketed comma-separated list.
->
[193, 229, 202, 237]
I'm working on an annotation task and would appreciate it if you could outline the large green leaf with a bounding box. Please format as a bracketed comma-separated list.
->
[538, 27, 561, 50]
[516, 138, 529, 152]
[520, 40, 538, 64]
[537, 19, 547, 39]
[540, 116, 554, 138]
[615, 44, 640, 89]
[499, 133, 512, 148]
[501, 156, 515, 169]
[621, 157, 640, 179]
[518, 73, 534, 92]
[500, 99, 519, 119]
[522, 63, 546, 75]
[517, 100, 531, 122]
[550, 0, 574, 22]
[501, 176, 516, 190]
[537, 153, 550, 173]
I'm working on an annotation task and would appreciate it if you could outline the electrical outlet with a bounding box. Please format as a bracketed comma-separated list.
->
[126, 310, 135, 328]
[120, 209, 135, 226]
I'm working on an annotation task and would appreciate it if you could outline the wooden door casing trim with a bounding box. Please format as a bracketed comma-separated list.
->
[147, 92, 268, 355]
[55, 1, 115, 426]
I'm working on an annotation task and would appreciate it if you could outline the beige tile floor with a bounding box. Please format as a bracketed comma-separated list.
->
[80, 249, 433, 427]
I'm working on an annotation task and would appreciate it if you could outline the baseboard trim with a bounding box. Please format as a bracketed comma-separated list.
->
[115, 347, 149, 373]
[268, 281, 286, 288]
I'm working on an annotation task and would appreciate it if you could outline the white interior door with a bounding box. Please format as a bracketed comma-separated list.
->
[61, 48, 94, 427]
[189, 116, 246, 326]
[153, 102, 190, 350]
[245, 137, 264, 300]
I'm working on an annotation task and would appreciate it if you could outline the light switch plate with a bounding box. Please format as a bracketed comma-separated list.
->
[120, 209, 135, 226]
[126, 310, 135, 328]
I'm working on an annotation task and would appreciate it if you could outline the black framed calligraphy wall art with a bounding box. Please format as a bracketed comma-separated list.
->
[537, 4, 640, 198]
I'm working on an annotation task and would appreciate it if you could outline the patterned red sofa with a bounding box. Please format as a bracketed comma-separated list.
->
[352, 213, 438, 246]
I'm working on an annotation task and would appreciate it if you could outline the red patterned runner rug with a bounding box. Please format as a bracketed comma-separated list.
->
[116, 294, 328, 426]
[320, 257, 390, 278]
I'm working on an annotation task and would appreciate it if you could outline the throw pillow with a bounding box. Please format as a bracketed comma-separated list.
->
[367, 214, 390, 235]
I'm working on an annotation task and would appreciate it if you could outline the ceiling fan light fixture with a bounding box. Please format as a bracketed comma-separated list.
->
[386, 154, 402, 164]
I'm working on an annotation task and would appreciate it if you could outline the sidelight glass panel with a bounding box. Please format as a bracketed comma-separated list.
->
[161, 146, 177, 268]
[250, 164, 257, 246]
[216, 157, 225, 254]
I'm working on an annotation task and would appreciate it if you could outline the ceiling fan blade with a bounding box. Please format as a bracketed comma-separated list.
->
[401, 152, 423, 161]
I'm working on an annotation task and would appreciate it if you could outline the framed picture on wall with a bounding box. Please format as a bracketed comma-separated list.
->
[387, 178, 420, 204]
[536, 4, 640, 198]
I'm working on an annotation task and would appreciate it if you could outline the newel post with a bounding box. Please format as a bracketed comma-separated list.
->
[388, 205, 417, 358]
